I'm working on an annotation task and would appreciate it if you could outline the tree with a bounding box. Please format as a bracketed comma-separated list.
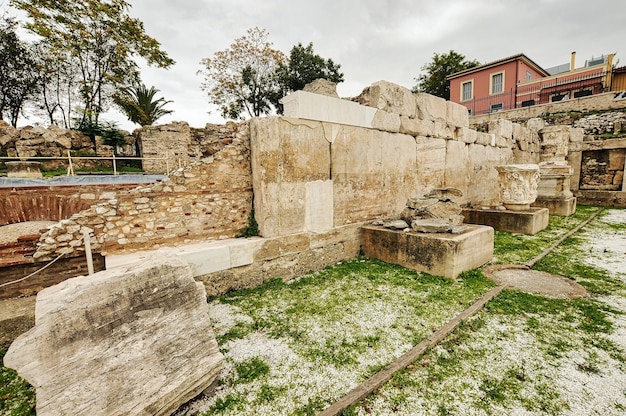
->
[113, 82, 173, 126]
[276, 42, 344, 92]
[0, 17, 41, 126]
[273, 42, 344, 112]
[413, 50, 479, 100]
[199, 27, 286, 120]
[11, 0, 175, 127]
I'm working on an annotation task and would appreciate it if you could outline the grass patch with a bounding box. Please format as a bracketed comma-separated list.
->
[0, 349, 35, 416]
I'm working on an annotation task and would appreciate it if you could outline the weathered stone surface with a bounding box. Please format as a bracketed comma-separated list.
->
[400, 188, 465, 233]
[361, 224, 494, 279]
[489, 119, 513, 140]
[282, 90, 377, 128]
[302, 78, 339, 98]
[415, 93, 447, 121]
[463, 207, 549, 235]
[415, 137, 446, 192]
[399, 116, 434, 137]
[539, 125, 570, 163]
[371, 110, 401, 133]
[4, 253, 224, 416]
[446, 101, 470, 128]
[355, 80, 417, 117]
[495, 164, 541, 210]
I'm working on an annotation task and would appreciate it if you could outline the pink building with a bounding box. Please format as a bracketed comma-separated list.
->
[448, 53, 615, 116]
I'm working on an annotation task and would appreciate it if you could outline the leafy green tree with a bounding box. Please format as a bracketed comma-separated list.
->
[277, 42, 344, 92]
[272, 42, 344, 112]
[113, 83, 173, 126]
[199, 27, 286, 120]
[0, 17, 40, 127]
[11, 0, 175, 127]
[413, 50, 479, 100]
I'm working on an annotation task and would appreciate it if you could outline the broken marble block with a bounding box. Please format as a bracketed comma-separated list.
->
[3, 252, 223, 416]
[400, 188, 466, 233]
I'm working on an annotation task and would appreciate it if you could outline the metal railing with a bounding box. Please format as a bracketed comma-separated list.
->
[0, 151, 177, 176]
[465, 71, 610, 116]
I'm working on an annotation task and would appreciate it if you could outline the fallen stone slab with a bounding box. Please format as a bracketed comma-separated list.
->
[4, 252, 223, 416]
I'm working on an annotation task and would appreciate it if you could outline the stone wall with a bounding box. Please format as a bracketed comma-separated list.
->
[0, 121, 136, 171]
[33, 124, 253, 261]
[254, 83, 543, 238]
[0, 183, 140, 225]
[470, 92, 626, 125]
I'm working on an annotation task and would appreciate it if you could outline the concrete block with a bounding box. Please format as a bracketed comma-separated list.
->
[361, 224, 494, 279]
[462, 207, 549, 234]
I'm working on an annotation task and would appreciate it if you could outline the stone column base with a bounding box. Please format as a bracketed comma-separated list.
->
[532, 196, 577, 216]
[462, 207, 549, 235]
[361, 224, 494, 279]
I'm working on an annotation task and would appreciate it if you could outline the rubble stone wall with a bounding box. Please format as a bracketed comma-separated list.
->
[34, 124, 252, 261]
[470, 92, 626, 125]
[0, 184, 140, 225]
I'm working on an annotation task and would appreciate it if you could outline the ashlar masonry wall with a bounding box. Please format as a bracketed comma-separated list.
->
[252, 81, 541, 238]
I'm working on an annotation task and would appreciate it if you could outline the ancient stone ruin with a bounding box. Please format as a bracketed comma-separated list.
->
[4, 253, 223, 416]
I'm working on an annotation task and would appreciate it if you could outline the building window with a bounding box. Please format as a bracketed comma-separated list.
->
[521, 99, 535, 107]
[573, 89, 592, 98]
[526, 71, 532, 81]
[490, 103, 504, 113]
[461, 80, 473, 101]
[491, 72, 504, 94]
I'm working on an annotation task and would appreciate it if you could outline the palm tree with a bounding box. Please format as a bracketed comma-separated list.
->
[113, 83, 173, 126]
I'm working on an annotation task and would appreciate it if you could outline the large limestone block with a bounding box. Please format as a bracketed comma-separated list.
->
[414, 93, 447, 121]
[455, 127, 478, 144]
[382, 132, 419, 213]
[4, 254, 224, 416]
[446, 101, 470, 128]
[489, 119, 513, 140]
[355, 80, 417, 117]
[400, 116, 435, 137]
[444, 140, 470, 194]
[281, 90, 377, 127]
[371, 110, 401, 133]
[415, 137, 446, 192]
[305, 180, 334, 232]
[302, 78, 339, 98]
[361, 224, 494, 279]
[332, 127, 387, 224]
[251, 117, 330, 183]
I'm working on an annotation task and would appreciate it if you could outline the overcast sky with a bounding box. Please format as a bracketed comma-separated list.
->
[7, 0, 626, 130]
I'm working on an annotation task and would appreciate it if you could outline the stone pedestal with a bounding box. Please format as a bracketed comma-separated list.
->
[532, 163, 577, 216]
[495, 164, 540, 211]
[463, 207, 549, 235]
[361, 224, 494, 279]
[6, 161, 43, 178]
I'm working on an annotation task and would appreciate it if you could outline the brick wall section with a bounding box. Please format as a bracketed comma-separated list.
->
[0, 184, 140, 225]
[0, 255, 105, 299]
[33, 123, 253, 261]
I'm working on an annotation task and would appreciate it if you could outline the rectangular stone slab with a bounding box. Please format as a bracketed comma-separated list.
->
[462, 207, 549, 234]
[532, 196, 577, 216]
[361, 224, 494, 279]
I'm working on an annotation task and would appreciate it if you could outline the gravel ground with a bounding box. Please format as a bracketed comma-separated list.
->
[0, 221, 56, 245]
